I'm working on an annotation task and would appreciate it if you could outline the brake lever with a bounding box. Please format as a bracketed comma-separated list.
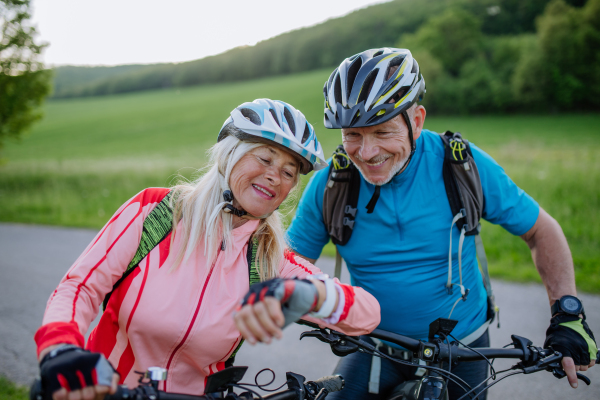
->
[300, 329, 361, 357]
[544, 358, 592, 386]
[300, 329, 341, 344]
[546, 347, 598, 386]
[549, 365, 591, 386]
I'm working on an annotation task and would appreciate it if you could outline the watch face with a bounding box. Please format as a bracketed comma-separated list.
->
[561, 296, 581, 313]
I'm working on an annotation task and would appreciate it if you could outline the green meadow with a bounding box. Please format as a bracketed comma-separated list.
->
[1, 69, 599, 292]
[0, 376, 28, 400]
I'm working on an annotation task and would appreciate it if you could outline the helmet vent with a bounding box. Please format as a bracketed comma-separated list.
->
[391, 87, 409, 104]
[358, 69, 378, 108]
[301, 124, 311, 144]
[411, 60, 418, 74]
[366, 113, 385, 125]
[386, 55, 406, 80]
[350, 110, 361, 126]
[283, 107, 296, 135]
[373, 50, 384, 57]
[327, 69, 337, 91]
[240, 108, 261, 125]
[346, 58, 363, 98]
[268, 109, 281, 127]
[334, 73, 343, 104]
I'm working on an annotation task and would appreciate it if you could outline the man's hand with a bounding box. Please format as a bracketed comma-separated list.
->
[234, 278, 321, 344]
[39, 344, 119, 400]
[544, 315, 598, 388]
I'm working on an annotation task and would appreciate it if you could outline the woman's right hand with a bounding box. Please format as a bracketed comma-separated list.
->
[235, 277, 325, 344]
[39, 344, 119, 400]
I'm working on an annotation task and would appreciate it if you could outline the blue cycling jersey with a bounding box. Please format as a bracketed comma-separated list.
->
[286, 129, 539, 342]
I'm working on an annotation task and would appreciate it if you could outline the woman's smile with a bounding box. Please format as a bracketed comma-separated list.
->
[252, 183, 275, 199]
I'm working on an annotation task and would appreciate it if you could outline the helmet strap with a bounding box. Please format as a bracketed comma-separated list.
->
[221, 190, 273, 220]
[365, 111, 416, 214]
[396, 110, 416, 174]
[401, 111, 416, 153]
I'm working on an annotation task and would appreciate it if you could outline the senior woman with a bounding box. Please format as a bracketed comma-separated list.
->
[34, 99, 380, 399]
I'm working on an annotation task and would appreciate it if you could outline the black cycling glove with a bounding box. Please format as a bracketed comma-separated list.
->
[240, 278, 318, 327]
[40, 345, 116, 394]
[544, 314, 598, 366]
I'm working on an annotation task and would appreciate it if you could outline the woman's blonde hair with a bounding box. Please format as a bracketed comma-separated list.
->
[169, 136, 294, 280]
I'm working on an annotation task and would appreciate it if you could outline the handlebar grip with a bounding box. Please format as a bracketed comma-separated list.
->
[312, 375, 344, 393]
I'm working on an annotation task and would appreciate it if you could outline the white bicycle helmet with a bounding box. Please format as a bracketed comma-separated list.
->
[218, 99, 328, 175]
[323, 48, 426, 129]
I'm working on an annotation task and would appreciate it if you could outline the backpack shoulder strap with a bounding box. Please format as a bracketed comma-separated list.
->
[102, 191, 173, 309]
[246, 235, 260, 285]
[322, 145, 361, 280]
[440, 131, 483, 235]
[227, 235, 262, 367]
[322, 145, 361, 247]
[440, 132, 498, 325]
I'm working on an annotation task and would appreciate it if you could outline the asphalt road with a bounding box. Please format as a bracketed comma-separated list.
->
[1, 222, 598, 399]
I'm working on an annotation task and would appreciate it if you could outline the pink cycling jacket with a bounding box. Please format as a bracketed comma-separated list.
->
[35, 188, 380, 395]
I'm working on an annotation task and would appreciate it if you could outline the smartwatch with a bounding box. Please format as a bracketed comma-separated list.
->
[551, 295, 585, 318]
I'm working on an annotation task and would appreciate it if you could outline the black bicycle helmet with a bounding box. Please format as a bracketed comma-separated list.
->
[323, 48, 425, 129]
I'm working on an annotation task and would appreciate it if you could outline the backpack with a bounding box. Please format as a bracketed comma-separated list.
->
[102, 191, 261, 365]
[322, 131, 498, 326]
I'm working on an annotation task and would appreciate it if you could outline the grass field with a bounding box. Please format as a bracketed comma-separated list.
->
[0, 376, 27, 400]
[1, 68, 599, 292]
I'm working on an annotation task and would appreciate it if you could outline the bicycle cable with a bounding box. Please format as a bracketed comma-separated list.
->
[374, 349, 473, 399]
[456, 370, 524, 400]
[448, 333, 497, 379]
[237, 368, 288, 392]
[490, 342, 514, 370]
[343, 336, 476, 399]
[453, 366, 515, 400]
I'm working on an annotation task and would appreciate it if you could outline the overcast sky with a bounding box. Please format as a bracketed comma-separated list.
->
[30, 0, 390, 66]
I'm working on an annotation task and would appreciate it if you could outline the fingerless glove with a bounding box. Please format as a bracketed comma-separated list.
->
[241, 278, 318, 327]
[40, 345, 116, 394]
[544, 315, 598, 366]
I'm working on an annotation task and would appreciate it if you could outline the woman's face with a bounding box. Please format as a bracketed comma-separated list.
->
[229, 145, 300, 217]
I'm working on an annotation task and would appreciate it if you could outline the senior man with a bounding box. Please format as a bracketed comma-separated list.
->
[286, 48, 596, 400]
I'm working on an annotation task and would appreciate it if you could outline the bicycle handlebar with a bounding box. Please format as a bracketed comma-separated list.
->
[297, 319, 595, 386]
[31, 374, 345, 400]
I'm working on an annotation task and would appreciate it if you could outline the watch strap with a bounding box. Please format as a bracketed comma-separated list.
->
[551, 300, 561, 317]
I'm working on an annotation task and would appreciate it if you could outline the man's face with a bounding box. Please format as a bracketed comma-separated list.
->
[342, 115, 415, 186]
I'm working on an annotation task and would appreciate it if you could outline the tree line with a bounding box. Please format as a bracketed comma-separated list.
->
[49, 0, 598, 115]
[402, 0, 600, 113]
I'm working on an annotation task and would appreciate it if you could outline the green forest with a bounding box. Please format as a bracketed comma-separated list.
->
[51, 0, 599, 114]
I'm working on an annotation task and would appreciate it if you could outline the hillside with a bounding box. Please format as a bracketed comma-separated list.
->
[3, 68, 600, 292]
[51, 0, 565, 98]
